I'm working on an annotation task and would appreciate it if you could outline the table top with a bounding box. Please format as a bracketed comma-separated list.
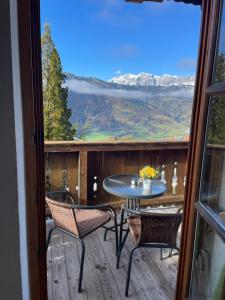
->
[103, 174, 166, 199]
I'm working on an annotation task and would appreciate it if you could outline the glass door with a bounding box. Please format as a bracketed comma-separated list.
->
[190, 0, 225, 299]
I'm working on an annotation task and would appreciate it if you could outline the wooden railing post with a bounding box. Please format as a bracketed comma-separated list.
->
[78, 151, 88, 205]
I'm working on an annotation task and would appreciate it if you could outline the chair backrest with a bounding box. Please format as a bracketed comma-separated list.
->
[46, 196, 79, 237]
[46, 190, 75, 204]
[138, 212, 182, 246]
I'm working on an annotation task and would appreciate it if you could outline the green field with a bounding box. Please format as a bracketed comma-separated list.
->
[84, 126, 188, 142]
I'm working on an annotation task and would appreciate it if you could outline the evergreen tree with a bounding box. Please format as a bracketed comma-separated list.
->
[41, 23, 54, 89]
[41, 24, 75, 140]
[208, 52, 225, 145]
[214, 53, 225, 83]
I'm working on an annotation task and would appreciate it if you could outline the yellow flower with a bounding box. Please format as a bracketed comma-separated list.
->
[139, 165, 158, 179]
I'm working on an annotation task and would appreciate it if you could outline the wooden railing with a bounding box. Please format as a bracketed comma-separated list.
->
[44, 141, 189, 207]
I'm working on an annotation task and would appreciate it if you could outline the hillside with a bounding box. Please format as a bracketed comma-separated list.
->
[65, 73, 194, 141]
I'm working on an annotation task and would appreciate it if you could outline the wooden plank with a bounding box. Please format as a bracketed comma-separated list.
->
[124, 151, 141, 174]
[81, 235, 106, 299]
[78, 151, 88, 205]
[99, 224, 177, 299]
[65, 152, 79, 199]
[121, 235, 169, 299]
[85, 230, 122, 300]
[46, 224, 178, 299]
[87, 152, 100, 205]
[46, 225, 53, 300]
[124, 235, 177, 299]
[45, 141, 189, 153]
[49, 153, 64, 191]
[96, 228, 142, 300]
[51, 230, 70, 300]
[100, 151, 125, 203]
[62, 234, 88, 300]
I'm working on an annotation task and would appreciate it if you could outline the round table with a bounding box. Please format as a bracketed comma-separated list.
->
[103, 174, 167, 210]
[103, 174, 167, 257]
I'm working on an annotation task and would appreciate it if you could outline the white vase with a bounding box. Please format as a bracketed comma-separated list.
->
[143, 179, 152, 189]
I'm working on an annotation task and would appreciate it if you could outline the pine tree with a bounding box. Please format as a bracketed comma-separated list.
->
[208, 53, 225, 145]
[41, 23, 54, 89]
[41, 24, 75, 140]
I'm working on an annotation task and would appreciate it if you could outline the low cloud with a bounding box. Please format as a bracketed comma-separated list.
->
[65, 78, 149, 99]
[177, 58, 196, 70]
[65, 78, 194, 100]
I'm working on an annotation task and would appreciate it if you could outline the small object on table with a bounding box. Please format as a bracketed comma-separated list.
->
[139, 165, 160, 190]
[130, 176, 142, 187]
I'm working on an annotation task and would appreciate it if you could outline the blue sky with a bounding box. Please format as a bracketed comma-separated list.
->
[41, 0, 201, 81]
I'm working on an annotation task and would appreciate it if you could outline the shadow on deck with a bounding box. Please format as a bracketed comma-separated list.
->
[47, 223, 178, 300]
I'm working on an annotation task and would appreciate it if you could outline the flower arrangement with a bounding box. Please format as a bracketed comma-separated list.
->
[139, 165, 159, 180]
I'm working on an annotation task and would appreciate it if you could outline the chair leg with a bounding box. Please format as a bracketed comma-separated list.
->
[119, 209, 125, 249]
[46, 226, 56, 251]
[125, 246, 139, 297]
[103, 208, 119, 255]
[160, 248, 163, 260]
[114, 215, 119, 256]
[78, 239, 85, 293]
[116, 229, 129, 269]
[103, 227, 108, 241]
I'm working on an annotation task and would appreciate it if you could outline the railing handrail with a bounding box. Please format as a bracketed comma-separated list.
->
[44, 140, 189, 153]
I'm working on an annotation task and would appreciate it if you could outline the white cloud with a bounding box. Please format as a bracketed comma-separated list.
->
[65, 78, 149, 99]
[64, 78, 194, 100]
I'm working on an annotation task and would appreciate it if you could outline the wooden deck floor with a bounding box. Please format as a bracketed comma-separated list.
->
[47, 224, 178, 300]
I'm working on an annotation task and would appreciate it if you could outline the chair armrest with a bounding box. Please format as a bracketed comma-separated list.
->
[71, 203, 117, 216]
[71, 203, 111, 210]
[121, 205, 141, 216]
[121, 204, 183, 217]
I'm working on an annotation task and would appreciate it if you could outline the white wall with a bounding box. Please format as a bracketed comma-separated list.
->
[0, 1, 30, 299]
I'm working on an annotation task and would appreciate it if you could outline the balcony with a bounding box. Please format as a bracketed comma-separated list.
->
[45, 141, 188, 300]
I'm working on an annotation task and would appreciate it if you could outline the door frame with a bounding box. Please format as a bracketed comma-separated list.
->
[17, 0, 218, 299]
[18, 1, 47, 299]
[176, 0, 224, 299]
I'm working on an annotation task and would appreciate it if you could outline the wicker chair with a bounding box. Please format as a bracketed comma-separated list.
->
[46, 191, 118, 293]
[117, 206, 182, 297]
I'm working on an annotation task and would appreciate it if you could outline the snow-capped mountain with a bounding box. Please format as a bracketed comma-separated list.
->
[109, 72, 195, 87]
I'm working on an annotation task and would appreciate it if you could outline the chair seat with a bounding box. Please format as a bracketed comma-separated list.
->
[76, 209, 111, 238]
[127, 209, 182, 247]
[127, 216, 141, 244]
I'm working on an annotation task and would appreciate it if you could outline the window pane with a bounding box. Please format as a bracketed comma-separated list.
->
[213, 0, 225, 84]
[199, 96, 225, 220]
[190, 217, 225, 300]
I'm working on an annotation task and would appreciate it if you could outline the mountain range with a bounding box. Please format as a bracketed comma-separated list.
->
[64, 72, 194, 141]
[109, 72, 195, 87]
